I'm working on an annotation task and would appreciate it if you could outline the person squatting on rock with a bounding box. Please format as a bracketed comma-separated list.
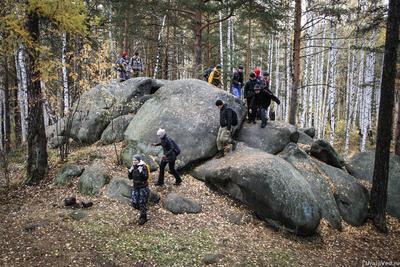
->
[243, 72, 257, 121]
[129, 52, 144, 78]
[249, 84, 281, 128]
[152, 128, 182, 186]
[115, 51, 131, 82]
[208, 64, 223, 88]
[231, 65, 244, 99]
[128, 154, 150, 225]
[215, 100, 238, 159]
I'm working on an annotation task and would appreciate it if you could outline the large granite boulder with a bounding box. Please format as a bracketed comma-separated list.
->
[280, 143, 342, 229]
[237, 121, 299, 155]
[281, 143, 369, 228]
[121, 144, 159, 172]
[106, 177, 160, 205]
[310, 139, 345, 168]
[299, 127, 316, 138]
[68, 78, 169, 144]
[54, 164, 84, 186]
[100, 114, 134, 145]
[163, 193, 202, 214]
[78, 161, 111, 195]
[192, 144, 321, 236]
[347, 151, 400, 219]
[124, 79, 246, 169]
[45, 118, 66, 139]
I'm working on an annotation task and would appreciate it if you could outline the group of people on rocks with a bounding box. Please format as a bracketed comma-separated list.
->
[115, 51, 144, 81]
[206, 63, 280, 128]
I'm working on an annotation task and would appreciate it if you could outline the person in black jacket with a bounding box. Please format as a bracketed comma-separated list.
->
[215, 100, 237, 158]
[243, 72, 258, 122]
[128, 154, 150, 225]
[231, 65, 244, 98]
[152, 128, 182, 186]
[249, 84, 281, 128]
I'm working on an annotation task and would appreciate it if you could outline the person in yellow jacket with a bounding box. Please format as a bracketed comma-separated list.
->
[208, 64, 223, 88]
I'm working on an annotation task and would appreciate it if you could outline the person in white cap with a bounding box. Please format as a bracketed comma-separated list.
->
[152, 128, 182, 186]
[128, 154, 150, 225]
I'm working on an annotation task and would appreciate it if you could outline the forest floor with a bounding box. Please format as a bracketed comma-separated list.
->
[1, 144, 400, 267]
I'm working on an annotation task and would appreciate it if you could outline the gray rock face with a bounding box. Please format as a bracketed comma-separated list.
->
[163, 193, 202, 214]
[45, 118, 66, 139]
[237, 121, 298, 154]
[298, 131, 314, 146]
[281, 143, 369, 228]
[280, 143, 343, 229]
[70, 78, 168, 144]
[347, 151, 400, 219]
[121, 144, 159, 172]
[48, 136, 66, 149]
[124, 79, 246, 169]
[78, 161, 110, 195]
[100, 114, 134, 145]
[316, 161, 369, 226]
[192, 144, 321, 236]
[106, 177, 160, 205]
[310, 139, 344, 168]
[300, 127, 316, 138]
[55, 164, 84, 186]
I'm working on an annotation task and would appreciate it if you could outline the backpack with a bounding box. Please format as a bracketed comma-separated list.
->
[204, 67, 213, 81]
[227, 108, 238, 126]
[144, 162, 152, 181]
[169, 138, 181, 156]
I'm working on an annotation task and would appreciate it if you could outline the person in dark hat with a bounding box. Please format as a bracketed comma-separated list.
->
[208, 64, 223, 88]
[261, 71, 270, 91]
[231, 65, 244, 98]
[128, 154, 150, 225]
[243, 72, 258, 122]
[215, 100, 238, 158]
[249, 84, 281, 128]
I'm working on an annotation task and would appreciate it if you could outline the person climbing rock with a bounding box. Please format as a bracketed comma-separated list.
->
[231, 65, 244, 99]
[152, 128, 182, 186]
[243, 72, 258, 122]
[128, 154, 150, 225]
[249, 84, 280, 128]
[215, 100, 238, 159]
[115, 51, 130, 82]
[208, 64, 223, 88]
[129, 52, 144, 77]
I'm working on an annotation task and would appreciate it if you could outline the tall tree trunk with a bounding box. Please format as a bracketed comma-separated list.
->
[163, 21, 170, 80]
[2, 51, 11, 152]
[12, 65, 21, 146]
[193, 10, 203, 78]
[396, 96, 400, 156]
[289, 0, 301, 125]
[370, 0, 399, 233]
[245, 18, 252, 80]
[61, 32, 69, 115]
[153, 15, 167, 79]
[25, 9, 48, 185]
[15, 45, 28, 143]
[327, 23, 337, 145]
[218, 11, 225, 89]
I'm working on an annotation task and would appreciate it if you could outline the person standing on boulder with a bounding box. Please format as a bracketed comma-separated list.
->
[208, 64, 223, 88]
[215, 100, 238, 159]
[244, 72, 257, 122]
[128, 154, 150, 225]
[152, 128, 182, 186]
[129, 52, 144, 77]
[231, 65, 244, 99]
[115, 51, 130, 82]
[249, 84, 280, 128]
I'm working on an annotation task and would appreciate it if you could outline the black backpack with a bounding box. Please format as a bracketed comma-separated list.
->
[169, 137, 181, 156]
[203, 67, 213, 81]
[227, 108, 238, 126]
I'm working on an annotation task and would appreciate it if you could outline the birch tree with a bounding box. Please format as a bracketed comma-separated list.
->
[61, 32, 69, 115]
[153, 15, 167, 79]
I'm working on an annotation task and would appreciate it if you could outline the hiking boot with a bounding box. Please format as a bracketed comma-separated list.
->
[173, 181, 182, 186]
[253, 120, 256, 124]
[138, 216, 147, 225]
[261, 122, 266, 128]
[231, 141, 237, 151]
[215, 150, 224, 159]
